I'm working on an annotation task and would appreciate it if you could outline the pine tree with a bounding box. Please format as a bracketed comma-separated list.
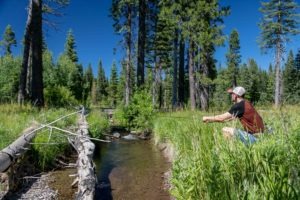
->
[259, 0, 300, 107]
[64, 29, 78, 63]
[294, 49, 300, 100]
[0, 25, 17, 55]
[283, 50, 298, 103]
[96, 60, 108, 105]
[111, 0, 137, 106]
[152, 4, 173, 108]
[108, 61, 119, 107]
[247, 59, 260, 103]
[137, 0, 146, 87]
[266, 64, 275, 103]
[82, 64, 94, 104]
[70, 64, 83, 101]
[226, 29, 241, 88]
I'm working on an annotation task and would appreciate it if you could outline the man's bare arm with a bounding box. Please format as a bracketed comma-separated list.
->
[203, 112, 234, 123]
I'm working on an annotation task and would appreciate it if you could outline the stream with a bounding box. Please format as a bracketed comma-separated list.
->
[94, 137, 171, 200]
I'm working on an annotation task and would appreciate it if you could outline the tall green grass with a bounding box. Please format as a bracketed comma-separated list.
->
[0, 104, 38, 149]
[153, 106, 300, 199]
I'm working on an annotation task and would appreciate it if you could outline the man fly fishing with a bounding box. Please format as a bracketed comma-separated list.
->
[202, 86, 264, 144]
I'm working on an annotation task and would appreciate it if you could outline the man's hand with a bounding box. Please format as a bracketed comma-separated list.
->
[202, 116, 210, 123]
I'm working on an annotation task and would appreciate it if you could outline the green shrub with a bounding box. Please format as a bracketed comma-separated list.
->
[87, 110, 109, 138]
[44, 86, 78, 107]
[113, 90, 154, 132]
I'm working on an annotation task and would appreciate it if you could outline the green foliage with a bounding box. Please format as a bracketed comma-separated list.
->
[0, 104, 37, 149]
[86, 110, 109, 138]
[211, 67, 231, 109]
[0, 55, 21, 103]
[96, 60, 108, 105]
[283, 51, 299, 104]
[56, 54, 83, 101]
[259, 0, 300, 52]
[33, 130, 69, 170]
[64, 29, 78, 63]
[114, 90, 154, 131]
[259, 0, 300, 106]
[82, 64, 94, 105]
[107, 61, 119, 107]
[226, 29, 241, 87]
[43, 50, 57, 88]
[44, 86, 78, 107]
[0, 25, 17, 55]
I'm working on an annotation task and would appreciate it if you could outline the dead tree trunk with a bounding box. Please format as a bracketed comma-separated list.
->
[74, 110, 96, 200]
[0, 124, 38, 173]
[18, 0, 34, 104]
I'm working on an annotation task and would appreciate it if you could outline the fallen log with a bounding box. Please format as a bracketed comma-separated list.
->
[73, 111, 97, 200]
[0, 124, 38, 173]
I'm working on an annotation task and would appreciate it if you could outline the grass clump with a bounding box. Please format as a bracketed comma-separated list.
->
[153, 106, 300, 199]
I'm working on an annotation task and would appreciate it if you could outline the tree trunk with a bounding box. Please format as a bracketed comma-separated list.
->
[152, 60, 162, 109]
[188, 40, 196, 110]
[26, 42, 32, 97]
[200, 85, 209, 111]
[274, 42, 282, 107]
[178, 37, 185, 106]
[152, 67, 156, 107]
[172, 29, 178, 109]
[125, 5, 132, 106]
[200, 58, 209, 111]
[0, 124, 38, 173]
[18, 0, 33, 105]
[30, 0, 44, 107]
[137, 0, 146, 87]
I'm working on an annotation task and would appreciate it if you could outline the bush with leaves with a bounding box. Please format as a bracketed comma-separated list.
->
[44, 86, 78, 107]
[87, 109, 109, 138]
[114, 90, 154, 132]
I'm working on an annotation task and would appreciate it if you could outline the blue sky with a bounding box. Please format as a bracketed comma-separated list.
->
[0, 0, 121, 77]
[217, 0, 300, 70]
[1, 0, 300, 76]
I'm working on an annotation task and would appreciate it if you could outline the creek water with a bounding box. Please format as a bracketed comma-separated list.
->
[94, 138, 171, 200]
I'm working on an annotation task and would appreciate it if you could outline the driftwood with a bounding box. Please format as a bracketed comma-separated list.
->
[73, 111, 97, 200]
[0, 124, 38, 173]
